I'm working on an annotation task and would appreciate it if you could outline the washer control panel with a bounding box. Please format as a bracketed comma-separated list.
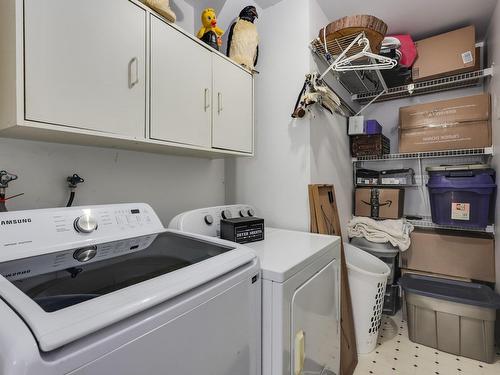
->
[169, 205, 258, 238]
[0, 203, 164, 263]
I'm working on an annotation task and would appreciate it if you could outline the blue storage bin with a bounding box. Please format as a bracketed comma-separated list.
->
[426, 164, 496, 229]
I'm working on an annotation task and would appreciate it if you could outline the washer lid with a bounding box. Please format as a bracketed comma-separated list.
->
[246, 228, 340, 282]
[0, 230, 256, 352]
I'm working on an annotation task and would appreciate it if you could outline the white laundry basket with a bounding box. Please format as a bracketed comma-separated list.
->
[344, 243, 391, 354]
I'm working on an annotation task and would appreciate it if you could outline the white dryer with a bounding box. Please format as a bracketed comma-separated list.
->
[170, 204, 341, 375]
[0, 203, 261, 375]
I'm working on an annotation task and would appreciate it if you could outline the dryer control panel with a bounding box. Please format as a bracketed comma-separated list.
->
[169, 205, 257, 238]
[0, 203, 164, 262]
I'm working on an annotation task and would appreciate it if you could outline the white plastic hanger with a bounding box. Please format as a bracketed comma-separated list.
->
[319, 33, 398, 80]
[334, 36, 398, 71]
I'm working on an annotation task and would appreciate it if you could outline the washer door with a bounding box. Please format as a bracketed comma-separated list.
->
[291, 260, 340, 375]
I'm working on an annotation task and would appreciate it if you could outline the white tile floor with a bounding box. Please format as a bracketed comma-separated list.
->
[354, 313, 500, 375]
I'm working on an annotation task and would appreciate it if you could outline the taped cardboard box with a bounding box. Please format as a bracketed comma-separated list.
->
[399, 94, 491, 153]
[412, 26, 476, 81]
[354, 188, 405, 219]
[400, 229, 495, 282]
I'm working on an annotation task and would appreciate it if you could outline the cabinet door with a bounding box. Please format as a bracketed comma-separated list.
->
[150, 16, 212, 148]
[24, 0, 146, 138]
[212, 56, 253, 153]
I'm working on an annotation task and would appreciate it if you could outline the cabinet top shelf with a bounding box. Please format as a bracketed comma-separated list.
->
[352, 147, 494, 163]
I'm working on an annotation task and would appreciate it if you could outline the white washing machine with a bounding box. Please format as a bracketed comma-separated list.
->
[170, 204, 341, 375]
[0, 203, 261, 375]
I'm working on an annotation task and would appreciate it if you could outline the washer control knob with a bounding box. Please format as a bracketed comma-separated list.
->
[204, 214, 214, 225]
[73, 246, 97, 263]
[74, 214, 98, 234]
[221, 209, 232, 220]
[247, 208, 255, 217]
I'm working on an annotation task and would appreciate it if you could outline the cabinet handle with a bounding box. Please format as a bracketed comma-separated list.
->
[218, 92, 223, 114]
[128, 57, 139, 89]
[204, 88, 210, 112]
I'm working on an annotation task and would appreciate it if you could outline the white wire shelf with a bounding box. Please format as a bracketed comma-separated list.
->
[310, 32, 389, 95]
[355, 184, 420, 188]
[310, 33, 493, 104]
[353, 68, 494, 104]
[408, 216, 495, 234]
[352, 147, 494, 162]
[311, 32, 370, 63]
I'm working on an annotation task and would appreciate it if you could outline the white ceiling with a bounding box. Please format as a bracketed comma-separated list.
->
[316, 0, 498, 40]
[253, 0, 282, 8]
[183, 0, 280, 11]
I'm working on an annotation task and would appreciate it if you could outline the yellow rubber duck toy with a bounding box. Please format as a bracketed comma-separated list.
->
[197, 8, 224, 51]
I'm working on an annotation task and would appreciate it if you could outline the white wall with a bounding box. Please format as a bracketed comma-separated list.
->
[170, 0, 195, 34]
[226, 0, 354, 234]
[225, 0, 312, 231]
[486, 1, 500, 291]
[308, 0, 353, 235]
[0, 138, 225, 227]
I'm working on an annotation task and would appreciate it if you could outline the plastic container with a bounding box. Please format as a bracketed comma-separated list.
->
[380, 168, 415, 186]
[356, 169, 379, 186]
[350, 134, 390, 158]
[427, 164, 496, 229]
[400, 274, 500, 363]
[344, 243, 391, 354]
[383, 285, 401, 316]
[364, 120, 382, 135]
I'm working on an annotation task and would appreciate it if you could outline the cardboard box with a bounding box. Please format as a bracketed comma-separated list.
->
[354, 188, 405, 219]
[399, 94, 491, 153]
[412, 26, 476, 81]
[400, 229, 495, 282]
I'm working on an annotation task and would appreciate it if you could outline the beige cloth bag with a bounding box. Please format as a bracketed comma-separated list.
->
[144, 0, 176, 22]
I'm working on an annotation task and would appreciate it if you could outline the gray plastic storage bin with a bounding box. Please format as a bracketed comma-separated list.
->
[400, 274, 500, 363]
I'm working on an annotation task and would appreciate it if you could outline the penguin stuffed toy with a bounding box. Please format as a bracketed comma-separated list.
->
[227, 6, 259, 71]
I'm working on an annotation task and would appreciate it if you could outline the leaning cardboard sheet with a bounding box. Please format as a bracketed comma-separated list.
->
[347, 216, 414, 251]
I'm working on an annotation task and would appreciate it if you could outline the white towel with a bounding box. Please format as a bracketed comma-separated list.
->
[347, 216, 414, 251]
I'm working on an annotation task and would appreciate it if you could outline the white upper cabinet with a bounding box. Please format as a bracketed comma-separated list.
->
[24, 0, 146, 138]
[0, 0, 253, 157]
[212, 55, 254, 153]
[150, 16, 212, 148]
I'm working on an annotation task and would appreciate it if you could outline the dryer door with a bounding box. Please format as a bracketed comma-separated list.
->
[291, 259, 340, 375]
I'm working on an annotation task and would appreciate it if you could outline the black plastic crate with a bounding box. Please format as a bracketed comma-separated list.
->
[383, 284, 401, 316]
